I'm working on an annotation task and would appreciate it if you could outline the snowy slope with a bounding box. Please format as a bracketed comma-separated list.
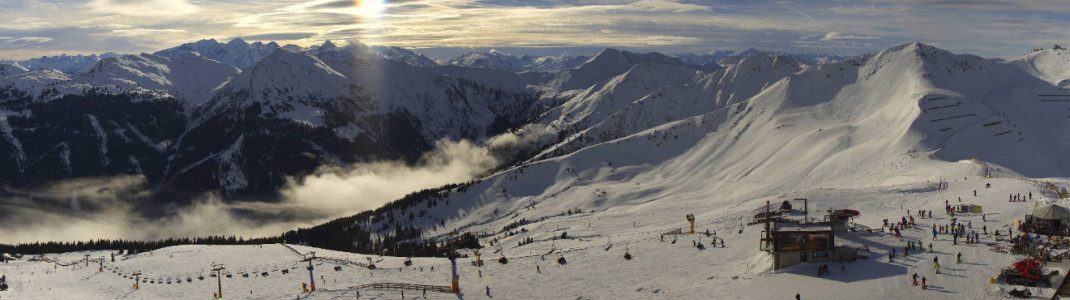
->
[155, 38, 282, 69]
[0, 63, 28, 79]
[0, 53, 239, 105]
[548, 48, 698, 92]
[80, 54, 241, 105]
[448, 50, 589, 73]
[11, 53, 120, 74]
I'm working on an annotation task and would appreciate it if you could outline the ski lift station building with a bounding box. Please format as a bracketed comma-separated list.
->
[770, 222, 857, 270]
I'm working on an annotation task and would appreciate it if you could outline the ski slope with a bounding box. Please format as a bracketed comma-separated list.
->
[1, 174, 1068, 299]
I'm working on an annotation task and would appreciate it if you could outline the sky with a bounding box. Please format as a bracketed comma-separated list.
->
[1, 0, 1070, 60]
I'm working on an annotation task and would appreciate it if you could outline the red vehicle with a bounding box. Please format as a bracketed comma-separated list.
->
[1002, 258, 1056, 286]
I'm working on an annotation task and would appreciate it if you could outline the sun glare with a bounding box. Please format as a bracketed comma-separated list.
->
[355, 0, 386, 18]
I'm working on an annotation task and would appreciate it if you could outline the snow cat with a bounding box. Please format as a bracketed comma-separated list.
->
[1001, 258, 1057, 287]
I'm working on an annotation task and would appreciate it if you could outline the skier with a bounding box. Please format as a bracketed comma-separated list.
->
[929, 242, 933, 252]
[957, 252, 962, 263]
[536, 265, 540, 274]
[921, 276, 927, 289]
[796, 293, 801, 300]
[486, 286, 491, 297]
[912, 273, 919, 286]
[932, 227, 938, 240]
[928, 211, 932, 218]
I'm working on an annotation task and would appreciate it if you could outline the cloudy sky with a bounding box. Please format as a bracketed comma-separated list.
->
[2, 0, 1069, 60]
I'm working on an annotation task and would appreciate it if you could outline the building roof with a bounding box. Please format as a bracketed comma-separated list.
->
[1033, 204, 1070, 221]
[774, 222, 833, 232]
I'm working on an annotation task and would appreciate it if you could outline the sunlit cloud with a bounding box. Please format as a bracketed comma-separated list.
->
[819, 32, 879, 41]
[1, 0, 1069, 60]
[85, 0, 201, 16]
[0, 36, 53, 49]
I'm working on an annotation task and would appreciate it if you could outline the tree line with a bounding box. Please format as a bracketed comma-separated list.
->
[0, 181, 482, 258]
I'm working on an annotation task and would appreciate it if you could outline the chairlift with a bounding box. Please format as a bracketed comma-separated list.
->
[187, 277, 192, 282]
[197, 275, 204, 281]
[226, 273, 233, 279]
[242, 273, 250, 278]
[281, 269, 289, 274]
[261, 271, 269, 277]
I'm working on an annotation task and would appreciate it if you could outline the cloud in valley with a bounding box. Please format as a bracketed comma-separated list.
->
[0, 139, 504, 244]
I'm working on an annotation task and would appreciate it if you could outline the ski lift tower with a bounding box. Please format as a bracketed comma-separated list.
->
[794, 198, 808, 223]
[132, 271, 141, 290]
[686, 214, 696, 234]
[302, 252, 317, 292]
[212, 263, 226, 298]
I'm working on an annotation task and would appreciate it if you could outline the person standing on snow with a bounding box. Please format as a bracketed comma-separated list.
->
[912, 273, 919, 286]
[921, 277, 927, 289]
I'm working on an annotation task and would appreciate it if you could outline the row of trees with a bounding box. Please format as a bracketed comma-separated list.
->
[0, 236, 278, 256]
[1, 181, 483, 258]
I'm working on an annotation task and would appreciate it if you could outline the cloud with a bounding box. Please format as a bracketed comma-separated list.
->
[1, 0, 1070, 82]
[86, 0, 200, 16]
[0, 36, 53, 49]
[829, 5, 914, 16]
[819, 32, 879, 41]
[0, 137, 509, 244]
[110, 28, 187, 37]
[279, 139, 499, 219]
[238, 32, 318, 42]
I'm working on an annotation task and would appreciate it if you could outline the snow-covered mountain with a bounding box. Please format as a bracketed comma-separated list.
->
[678, 48, 849, 66]
[162, 48, 545, 199]
[2, 40, 1069, 220]
[448, 50, 590, 73]
[547, 48, 700, 92]
[0, 53, 239, 105]
[80, 54, 241, 105]
[2, 53, 121, 74]
[155, 39, 442, 69]
[154, 38, 281, 69]
[0, 63, 29, 79]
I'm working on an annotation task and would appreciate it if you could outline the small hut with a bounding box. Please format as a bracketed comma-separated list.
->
[826, 209, 859, 233]
[953, 204, 983, 214]
[1027, 204, 1070, 234]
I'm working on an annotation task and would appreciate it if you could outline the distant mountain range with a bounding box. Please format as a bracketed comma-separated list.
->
[6, 38, 1056, 220]
[2, 39, 850, 74]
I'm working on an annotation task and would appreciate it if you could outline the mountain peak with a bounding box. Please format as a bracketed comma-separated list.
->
[320, 40, 339, 51]
[227, 38, 249, 47]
